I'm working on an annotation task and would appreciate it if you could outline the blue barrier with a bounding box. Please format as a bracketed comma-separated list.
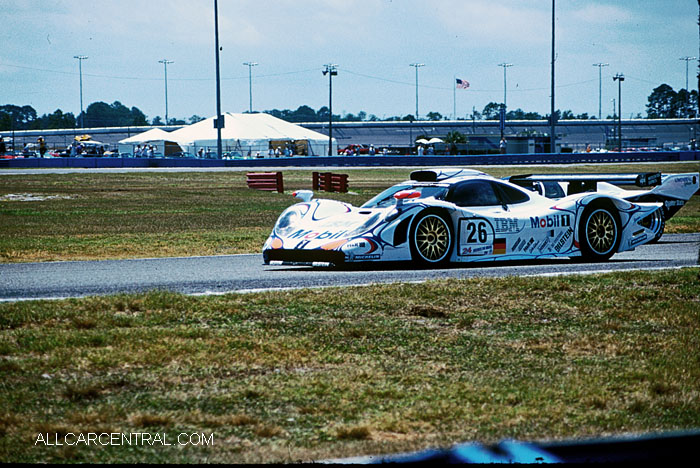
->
[0, 151, 698, 170]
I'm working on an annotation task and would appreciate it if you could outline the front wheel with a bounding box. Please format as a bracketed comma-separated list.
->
[579, 204, 620, 261]
[409, 210, 454, 266]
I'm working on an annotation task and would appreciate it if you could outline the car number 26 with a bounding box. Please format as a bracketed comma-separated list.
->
[460, 219, 493, 244]
[465, 221, 489, 243]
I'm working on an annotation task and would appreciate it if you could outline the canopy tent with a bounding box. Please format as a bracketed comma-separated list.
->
[168, 113, 336, 157]
[416, 137, 444, 145]
[117, 128, 182, 156]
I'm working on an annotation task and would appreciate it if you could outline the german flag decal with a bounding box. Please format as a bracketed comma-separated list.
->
[493, 238, 506, 255]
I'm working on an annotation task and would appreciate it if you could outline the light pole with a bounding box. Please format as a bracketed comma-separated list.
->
[550, 0, 556, 153]
[498, 63, 513, 142]
[74, 55, 88, 128]
[593, 63, 609, 120]
[613, 73, 624, 151]
[243, 62, 258, 113]
[610, 98, 616, 146]
[323, 64, 338, 156]
[213, 0, 223, 159]
[409, 63, 424, 119]
[498, 63, 513, 109]
[158, 59, 174, 125]
[680, 56, 696, 90]
[680, 56, 696, 119]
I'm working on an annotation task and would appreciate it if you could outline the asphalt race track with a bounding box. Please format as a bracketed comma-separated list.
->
[1, 233, 698, 302]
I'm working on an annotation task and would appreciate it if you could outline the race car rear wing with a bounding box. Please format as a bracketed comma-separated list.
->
[508, 172, 662, 196]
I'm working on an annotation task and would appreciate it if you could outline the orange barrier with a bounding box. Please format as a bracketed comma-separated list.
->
[312, 171, 348, 193]
[246, 172, 284, 193]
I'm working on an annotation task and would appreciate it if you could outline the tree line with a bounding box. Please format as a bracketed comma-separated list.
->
[1, 83, 696, 131]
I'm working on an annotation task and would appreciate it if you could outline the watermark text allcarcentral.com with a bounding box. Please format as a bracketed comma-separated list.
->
[35, 432, 214, 447]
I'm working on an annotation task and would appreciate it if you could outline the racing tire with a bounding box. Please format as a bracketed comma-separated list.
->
[579, 202, 620, 262]
[409, 210, 454, 267]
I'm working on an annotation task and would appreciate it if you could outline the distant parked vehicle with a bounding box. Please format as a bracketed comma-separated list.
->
[50, 149, 70, 157]
[339, 144, 371, 155]
[169, 151, 195, 158]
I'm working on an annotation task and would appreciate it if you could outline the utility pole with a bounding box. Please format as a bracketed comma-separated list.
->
[158, 59, 174, 125]
[213, 0, 223, 159]
[593, 63, 609, 120]
[243, 62, 258, 113]
[613, 73, 625, 151]
[409, 63, 424, 119]
[323, 64, 338, 156]
[74, 55, 88, 128]
[550, 0, 556, 153]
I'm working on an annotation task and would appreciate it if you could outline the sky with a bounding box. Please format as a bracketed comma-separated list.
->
[1, 0, 698, 122]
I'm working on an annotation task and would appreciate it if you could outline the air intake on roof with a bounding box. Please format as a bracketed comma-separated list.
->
[410, 170, 438, 182]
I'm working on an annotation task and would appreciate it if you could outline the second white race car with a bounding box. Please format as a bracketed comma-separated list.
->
[508, 171, 699, 241]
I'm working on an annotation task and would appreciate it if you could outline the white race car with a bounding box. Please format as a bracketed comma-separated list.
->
[262, 168, 689, 267]
[507, 171, 699, 241]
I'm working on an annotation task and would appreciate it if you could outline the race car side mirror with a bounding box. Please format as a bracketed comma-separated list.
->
[394, 190, 420, 209]
[292, 190, 314, 202]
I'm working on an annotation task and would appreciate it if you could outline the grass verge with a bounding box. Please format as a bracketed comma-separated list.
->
[1, 268, 699, 462]
[1, 163, 699, 262]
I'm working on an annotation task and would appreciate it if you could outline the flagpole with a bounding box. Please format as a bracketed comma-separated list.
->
[453, 75, 456, 120]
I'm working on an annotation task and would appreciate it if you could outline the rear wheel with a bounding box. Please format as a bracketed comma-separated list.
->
[579, 203, 620, 261]
[409, 210, 453, 266]
[650, 210, 665, 243]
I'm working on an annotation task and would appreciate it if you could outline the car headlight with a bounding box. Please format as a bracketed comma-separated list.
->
[275, 208, 301, 236]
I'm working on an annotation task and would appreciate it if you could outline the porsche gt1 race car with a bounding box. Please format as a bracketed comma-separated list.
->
[507, 171, 699, 241]
[263, 168, 698, 267]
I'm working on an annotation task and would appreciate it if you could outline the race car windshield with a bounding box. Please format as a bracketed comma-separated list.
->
[361, 184, 448, 208]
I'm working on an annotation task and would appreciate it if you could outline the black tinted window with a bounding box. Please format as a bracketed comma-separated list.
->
[447, 180, 501, 207]
[542, 181, 565, 199]
[495, 182, 530, 204]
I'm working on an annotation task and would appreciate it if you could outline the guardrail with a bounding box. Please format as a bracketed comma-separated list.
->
[312, 171, 349, 193]
[0, 151, 698, 170]
[246, 172, 284, 193]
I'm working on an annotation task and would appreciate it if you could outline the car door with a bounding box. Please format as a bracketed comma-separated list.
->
[447, 180, 514, 258]
[495, 181, 574, 256]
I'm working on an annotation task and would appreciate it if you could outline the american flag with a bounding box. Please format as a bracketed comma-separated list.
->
[456, 78, 470, 89]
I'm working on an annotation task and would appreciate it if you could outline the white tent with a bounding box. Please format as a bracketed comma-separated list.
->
[168, 113, 336, 157]
[118, 128, 181, 156]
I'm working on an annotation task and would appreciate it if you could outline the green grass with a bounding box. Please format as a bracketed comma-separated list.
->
[1, 163, 699, 262]
[1, 268, 699, 462]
